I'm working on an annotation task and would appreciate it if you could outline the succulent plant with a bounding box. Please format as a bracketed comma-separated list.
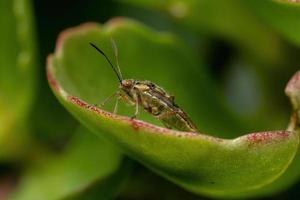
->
[2, 0, 300, 199]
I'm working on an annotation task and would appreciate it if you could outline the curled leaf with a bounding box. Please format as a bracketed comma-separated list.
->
[236, 71, 300, 198]
[47, 18, 298, 197]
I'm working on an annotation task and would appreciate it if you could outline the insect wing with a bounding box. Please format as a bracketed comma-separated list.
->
[144, 84, 198, 132]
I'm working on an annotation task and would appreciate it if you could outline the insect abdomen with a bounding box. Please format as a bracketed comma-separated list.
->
[139, 89, 198, 132]
[160, 108, 198, 132]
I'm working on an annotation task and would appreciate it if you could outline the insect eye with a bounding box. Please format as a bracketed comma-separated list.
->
[122, 80, 133, 88]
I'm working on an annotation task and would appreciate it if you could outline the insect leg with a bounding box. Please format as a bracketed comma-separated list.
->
[118, 92, 135, 106]
[131, 93, 139, 119]
[113, 96, 120, 113]
[95, 91, 119, 107]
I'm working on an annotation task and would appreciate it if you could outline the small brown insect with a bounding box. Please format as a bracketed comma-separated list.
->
[90, 40, 198, 132]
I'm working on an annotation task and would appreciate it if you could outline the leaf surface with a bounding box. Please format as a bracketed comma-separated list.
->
[47, 18, 299, 197]
[246, 0, 300, 46]
[11, 127, 127, 200]
[0, 0, 37, 159]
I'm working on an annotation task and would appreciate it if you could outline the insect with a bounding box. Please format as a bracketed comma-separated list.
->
[89, 40, 198, 132]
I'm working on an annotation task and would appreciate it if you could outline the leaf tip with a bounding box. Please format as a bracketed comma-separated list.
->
[285, 70, 300, 96]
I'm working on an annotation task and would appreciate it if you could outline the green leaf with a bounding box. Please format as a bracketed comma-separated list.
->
[0, 0, 37, 159]
[122, 0, 284, 65]
[11, 127, 127, 200]
[47, 18, 299, 198]
[246, 0, 300, 46]
[251, 71, 300, 196]
[212, 71, 300, 198]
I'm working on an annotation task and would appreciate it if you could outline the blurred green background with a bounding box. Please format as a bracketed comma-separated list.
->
[2, 0, 300, 199]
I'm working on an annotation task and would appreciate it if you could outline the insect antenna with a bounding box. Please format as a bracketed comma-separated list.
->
[110, 38, 123, 80]
[89, 42, 122, 83]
